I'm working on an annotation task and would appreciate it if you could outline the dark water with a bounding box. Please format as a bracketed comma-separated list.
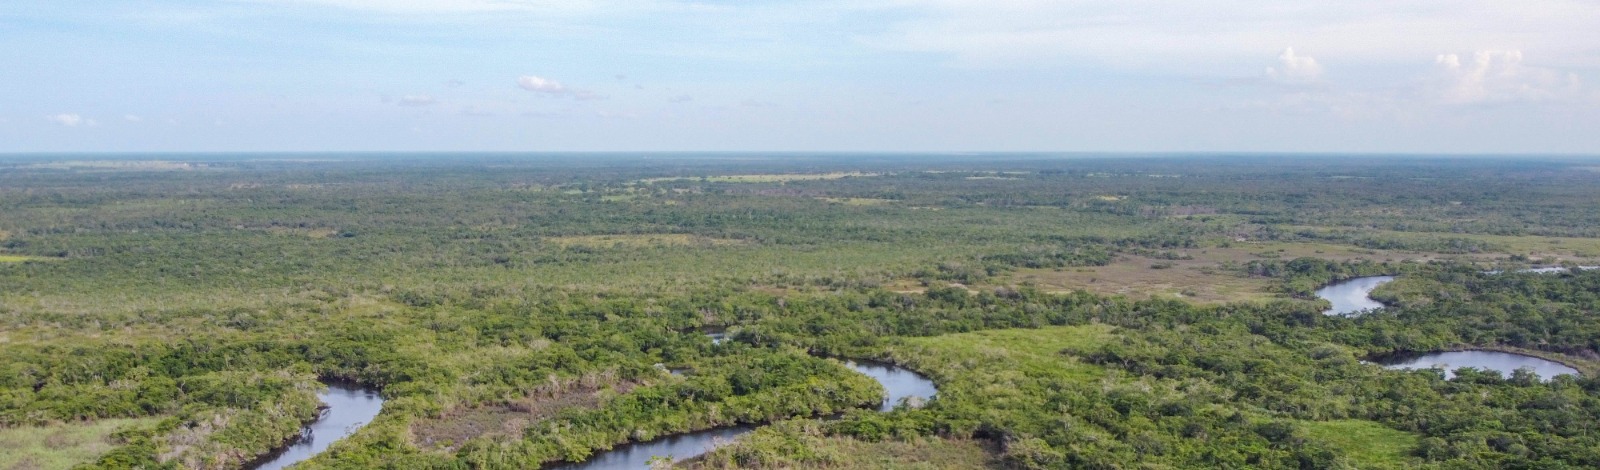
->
[1315, 276, 1394, 316]
[843, 360, 938, 412]
[247, 383, 384, 470]
[1377, 350, 1579, 381]
[548, 360, 938, 469]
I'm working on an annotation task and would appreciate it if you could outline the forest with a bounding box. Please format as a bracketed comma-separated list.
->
[3, 153, 1600, 469]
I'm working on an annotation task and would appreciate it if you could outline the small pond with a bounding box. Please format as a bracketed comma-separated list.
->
[1315, 276, 1394, 316]
[843, 360, 939, 412]
[247, 382, 384, 470]
[1375, 350, 1579, 381]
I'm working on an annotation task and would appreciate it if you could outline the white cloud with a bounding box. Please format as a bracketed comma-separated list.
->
[247, 0, 622, 14]
[397, 94, 439, 106]
[517, 75, 604, 100]
[1432, 50, 1585, 105]
[1267, 48, 1322, 83]
[124, 114, 144, 122]
[869, 0, 1600, 71]
[47, 114, 91, 127]
[517, 75, 566, 93]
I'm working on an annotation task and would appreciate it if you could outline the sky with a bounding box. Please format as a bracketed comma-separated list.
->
[3, 1, 1599, 154]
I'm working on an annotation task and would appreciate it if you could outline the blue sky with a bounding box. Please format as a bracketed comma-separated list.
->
[3, 1, 1599, 153]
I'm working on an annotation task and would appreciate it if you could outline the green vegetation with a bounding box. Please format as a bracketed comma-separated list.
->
[3, 154, 1600, 468]
[1303, 420, 1419, 469]
[688, 421, 999, 469]
[0, 418, 161, 470]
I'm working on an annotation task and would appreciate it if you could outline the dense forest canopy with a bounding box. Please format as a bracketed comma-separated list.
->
[3, 153, 1600, 469]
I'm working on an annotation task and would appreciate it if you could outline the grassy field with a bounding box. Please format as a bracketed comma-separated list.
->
[0, 255, 40, 263]
[640, 172, 881, 184]
[542, 233, 747, 249]
[0, 418, 159, 469]
[1304, 420, 1419, 469]
[20, 160, 206, 171]
[984, 240, 1427, 303]
[900, 325, 1116, 383]
[816, 197, 894, 206]
[685, 429, 999, 469]
[1291, 226, 1600, 260]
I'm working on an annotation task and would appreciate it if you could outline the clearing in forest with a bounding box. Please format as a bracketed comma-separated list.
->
[544, 234, 747, 249]
[0, 418, 161, 469]
[993, 241, 1433, 304]
[1303, 420, 1418, 469]
[639, 172, 879, 184]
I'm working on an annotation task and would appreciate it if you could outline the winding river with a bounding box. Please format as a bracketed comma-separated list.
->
[246, 382, 385, 470]
[1315, 276, 1394, 316]
[546, 359, 938, 470]
[1375, 350, 1579, 381]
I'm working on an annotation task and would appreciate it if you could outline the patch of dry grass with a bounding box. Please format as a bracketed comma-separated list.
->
[987, 241, 1430, 304]
[816, 197, 893, 206]
[412, 381, 635, 451]
[544, 234, 746, 249]
[0, 418, 159, 469]
[641, 172, 879, 184]
[23, 160, 205, 171]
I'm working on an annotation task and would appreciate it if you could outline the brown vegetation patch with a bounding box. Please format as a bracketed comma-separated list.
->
[411, 381, 636, 451]
[545, 234, 746, 249]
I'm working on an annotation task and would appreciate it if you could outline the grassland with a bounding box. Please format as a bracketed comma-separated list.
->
[0, 418, 160, 469]
[685, 425, 1000, 470]
[979, 241, 1424, 303]
[640, 172, 880, 183]
[815, 197, 894, 206]
[899, 324, 1116, 383]
[1304, 420, 1419, 469]
[542, 233, 747, 249]
[22, 160, 206, 171]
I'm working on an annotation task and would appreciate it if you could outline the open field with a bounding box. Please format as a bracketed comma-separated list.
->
[19, 160, 207, 171]
[640, 172, 880, 184]
[900, 324, 1116, 383]
[542, 233, 748, 249]
[0, 418, 160, 470]
[983, 241, 1435, 303]
[816, 197, 894, 206]
[1333, 228, 1600, 259]
[1304, 420, 1419, 469]
[686, 425, 1000, 470]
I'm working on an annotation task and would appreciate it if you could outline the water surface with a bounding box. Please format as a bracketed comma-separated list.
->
[548, 360, 937, 469]
[1376, 350, 1578, 381]
[544, 426, 755, 470]
[844, 360, 938, 412]
[247, 383, 384, 470]
[1315, 276, 1394, 316]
